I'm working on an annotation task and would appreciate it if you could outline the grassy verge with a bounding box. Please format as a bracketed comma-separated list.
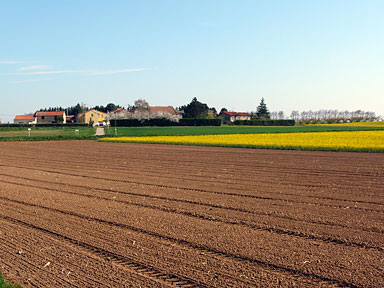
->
[0, 135, 97, 141]
[105, 125, 384, 137]
[0, 274, 21, 288]
[0, 127, 96, 141]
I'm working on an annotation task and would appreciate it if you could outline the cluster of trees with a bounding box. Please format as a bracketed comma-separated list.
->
[39, 103, 121, 115]
[289, 109, 380, 124]
[179, 97, 271, 120]
[178, 98, 217, 119]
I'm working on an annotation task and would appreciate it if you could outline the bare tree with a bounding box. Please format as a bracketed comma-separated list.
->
[290, 110, 299, 120]
[270, 111, 278, 120]
[132, 99, 150, 120]
[292, 109, 379, 124]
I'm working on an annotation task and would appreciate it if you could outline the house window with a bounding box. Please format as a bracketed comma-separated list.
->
[42, 116, 45, 120]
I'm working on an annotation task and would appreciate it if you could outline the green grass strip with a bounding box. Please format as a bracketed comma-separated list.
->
[107, 125, 384, 137]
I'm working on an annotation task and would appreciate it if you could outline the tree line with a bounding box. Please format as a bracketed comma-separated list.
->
[38, 99, 381, 123]
[288, 109, 380, 124]
[38, 103, 121, 115]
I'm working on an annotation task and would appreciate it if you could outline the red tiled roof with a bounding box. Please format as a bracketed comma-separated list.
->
[110, 107, 125, 113]
[66, 115, 75, 120]
[14, 114, 35, 120]
[35, 111, 65, 117]
[148, 106, 176, 114]
[222, 111, 250, 117]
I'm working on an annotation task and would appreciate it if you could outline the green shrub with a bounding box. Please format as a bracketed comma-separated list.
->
[233, 120, 295, 126]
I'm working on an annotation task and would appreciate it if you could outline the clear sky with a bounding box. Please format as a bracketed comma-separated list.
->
[1, 0, 383, 122]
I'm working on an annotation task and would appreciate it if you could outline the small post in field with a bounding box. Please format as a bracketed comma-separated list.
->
[75, 129, 79, 136]
[114, 128, 117, 136]
[28, 128, 31, 137]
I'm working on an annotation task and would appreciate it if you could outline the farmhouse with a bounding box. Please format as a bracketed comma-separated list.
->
[35, 111, 66, 124]
[76, 109, 107, 126]
[148, 106, 180, 121]
[14, 114, 36, 124]
[219, 111, 251, 123]
[148, 106, 176, 115]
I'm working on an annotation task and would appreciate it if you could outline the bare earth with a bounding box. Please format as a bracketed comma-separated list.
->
[0, 141, 383, 287]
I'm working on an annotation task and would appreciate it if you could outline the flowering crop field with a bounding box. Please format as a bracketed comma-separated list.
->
[101, 130, 384, 152]
[105, 125, 384, 138]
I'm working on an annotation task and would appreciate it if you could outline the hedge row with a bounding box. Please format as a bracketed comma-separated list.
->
[179, 118, 221, 126]
[233, 120, 295, 126]
[110, 118, 222, 127]
[110, 119, 178, 127]
[0, 123, 89, 127]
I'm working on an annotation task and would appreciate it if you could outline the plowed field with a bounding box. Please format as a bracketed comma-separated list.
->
[0, 141, 383, 287]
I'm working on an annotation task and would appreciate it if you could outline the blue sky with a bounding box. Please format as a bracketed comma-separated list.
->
[1, 0, 383, 122]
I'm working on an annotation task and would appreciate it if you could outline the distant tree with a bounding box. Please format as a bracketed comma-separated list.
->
[56, 115, 64, 123]
[132, 99, 150, 120]
[290, 110, 299, 120]
[209, 107, 217, 114]
[270, 111, 278, 120]
[181, 97, 209, 118]
[105, 103, 119, 112]
[256, 98, 270, 119]
[134, 99, 149, 110]
[219, 108, 228, 114]
[92, 105, 106, 112]
[74, 103, 85, 114]
[67, 103, 86, 115]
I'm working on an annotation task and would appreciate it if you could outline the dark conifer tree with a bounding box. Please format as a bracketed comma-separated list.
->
[256, 98, 270, 119]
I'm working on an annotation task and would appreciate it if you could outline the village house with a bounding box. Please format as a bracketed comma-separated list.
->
[148, 106, 180, 121]
[219, 111, 251, 123]
[76, 109, 107, 126]
[35, 111, 66, 124]
[14, 114, 37, 124]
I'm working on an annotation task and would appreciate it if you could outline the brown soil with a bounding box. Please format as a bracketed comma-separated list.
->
[0, 141, 383, 287]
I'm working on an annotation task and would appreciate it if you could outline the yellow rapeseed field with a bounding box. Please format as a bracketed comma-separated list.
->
[101, 130, 384, 152]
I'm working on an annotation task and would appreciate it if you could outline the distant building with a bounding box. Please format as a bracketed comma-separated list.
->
[14, 114, 36, 124]
[219, 111, 251, 123]
[148, 106, 180, 121]
[108, 105, 182, 122]
[35, 111, 66, 124]
[66, 115, 75, 123]
[76, 109, 107, 126]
